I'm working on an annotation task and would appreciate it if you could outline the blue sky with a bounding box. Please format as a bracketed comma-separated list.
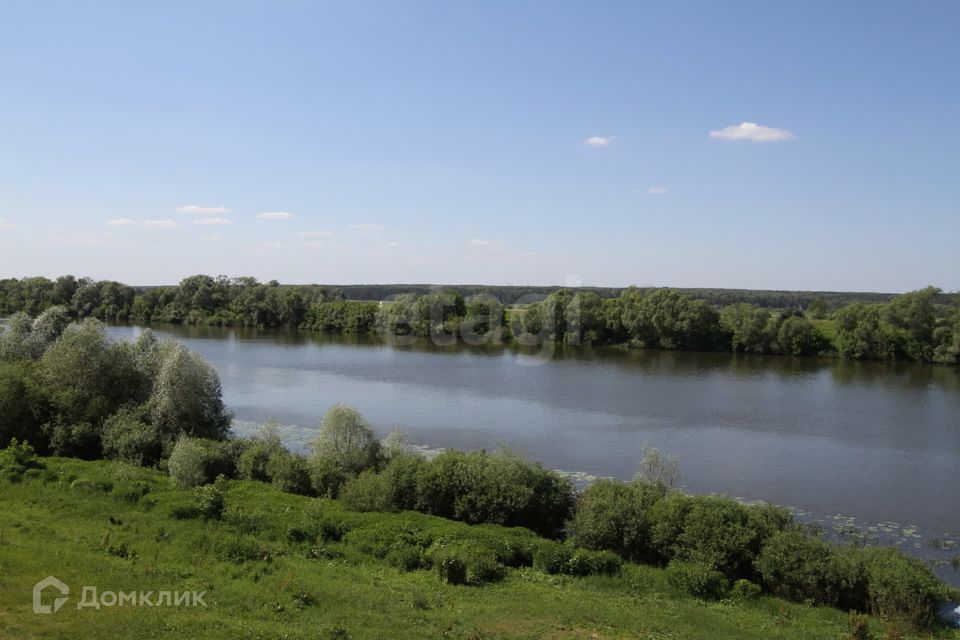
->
[1, 1, 958, 291]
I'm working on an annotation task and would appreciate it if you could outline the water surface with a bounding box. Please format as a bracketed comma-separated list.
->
[106, 324, 960, 584]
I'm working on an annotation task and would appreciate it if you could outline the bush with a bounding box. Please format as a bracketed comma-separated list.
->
[167, 437, 210, 488]
[167, 437, 240, 488]
[195, 475, 227, 520]
[430, 541, 505, 586]
[650, 493, 783, 579]
[845, 612, 873, 640]
[414, 448, 575, 538]
[101, 406, 161, 466]
[380, 453, 427, 510]
[666, 559, 729, 600]
[340, 470, 393, 512]
[729, 579, 762, 601]
[0, 360, 50, 450]
[215, 536, 273, 564]
[756, 531, 868, 609]
[532, 542, 621, 577]
[310, 404, 381, 474]
[566, 548, 622, 577]
[112, 479, 152, 503]
[46, 420, 101, 459]
[385, 545, 430, 572]
[309, 455, 350, 498]
[343, 523, 431, 559]
[861, 546, 949, 629]
[237, 424, 285, 482]
[533, 543, 572, 575]
[266, 451, 313, 496]
[568, 479, 665, 563]
[0, 439, 43, 482]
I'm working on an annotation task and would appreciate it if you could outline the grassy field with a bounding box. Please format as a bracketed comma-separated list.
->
[1, 458, 957, 640]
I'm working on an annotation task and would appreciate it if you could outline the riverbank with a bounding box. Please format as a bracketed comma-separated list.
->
[230, 418, 960, 590]
[2, 456, 957, 639]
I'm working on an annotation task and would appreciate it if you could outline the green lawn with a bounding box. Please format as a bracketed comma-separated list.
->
[1, 458, 956, 639]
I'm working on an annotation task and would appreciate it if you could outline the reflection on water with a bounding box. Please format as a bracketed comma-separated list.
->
[106, 323, 960, 586]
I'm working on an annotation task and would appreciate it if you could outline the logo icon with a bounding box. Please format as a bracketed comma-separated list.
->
[33, 576, 70, 614]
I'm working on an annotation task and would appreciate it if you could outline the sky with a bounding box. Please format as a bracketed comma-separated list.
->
[0, 1, 958, 292]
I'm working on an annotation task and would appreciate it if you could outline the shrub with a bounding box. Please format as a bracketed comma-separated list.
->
[111, 479, 152, 503]
[385, 545, 429, 572]
[266, 451, 313, 496]
[650, 493, 781, 579]
[203, 438, 247, 480]
[46, 420, 101, 459]
[666, 559, 729, 600]
[340, 470, 393, 512]
[310, 404, 381, 474]
[730, 579, 762, 601]
[435, 552, 466, 585]
[195, 475, 227, 520]
[568, 479, 665, 563]
[0, 360, 50, 450]
[861, 546, 949, 629]
[566, 549, 622, 577]
[101, 406, 161, 466]
[343, 524, 432, 559]
[414, 448, 575, 538]
[167, 437, 241, 488]
[533, 543, 572, 575]
[0, 439, 43, 482]
[381, 426, 411, 459]
[380, 453, 427, 510]
[237, 423, 285, 481]
[756, 531, 867, 609]
[215, 536, 273, 564]
[430, 541, 505, 586]
[846, 612, 874, 640]
[532, 542, 621, 577]
[167, 437, 212, 488]
[309, 455, 350, 498]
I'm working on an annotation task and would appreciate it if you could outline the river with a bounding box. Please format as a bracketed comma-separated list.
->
[105, 323, 960, 586]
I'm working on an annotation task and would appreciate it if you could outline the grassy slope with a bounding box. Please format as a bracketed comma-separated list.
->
[1, 459, 956, 640]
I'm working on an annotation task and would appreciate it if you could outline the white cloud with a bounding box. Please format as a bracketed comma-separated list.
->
[305, 241, 347, 250]
[0, 218, 14, 229]
[584, 135, 614, 147]
[709, 122, 795, 142]
[646, 186, 668, 195]
[385, 241, 403, 248]
[176, 204, 231, 215]
[193, 217, 234, 226]
[107, 218, 181, 229]
[299, 230, 336, 238]
[350, 223, 385, 232]
[256, 211, 294, 220]
[261, 241, 285, 250]
[515, 251, 538, 258]
[204, 234, 223, 242]
[142, 219, 181, 229]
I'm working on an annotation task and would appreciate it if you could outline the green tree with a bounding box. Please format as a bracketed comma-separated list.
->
[719, 303, 772, 353]
[149, 342, 233, 443]
[0, 361, 50, 448]
[310, 404, 381, 474]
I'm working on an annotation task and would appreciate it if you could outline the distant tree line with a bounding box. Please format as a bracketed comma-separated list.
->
[2, 275, 958, 363]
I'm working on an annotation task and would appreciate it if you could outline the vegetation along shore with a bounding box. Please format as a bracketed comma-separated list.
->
[2, 275, 960, 363]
